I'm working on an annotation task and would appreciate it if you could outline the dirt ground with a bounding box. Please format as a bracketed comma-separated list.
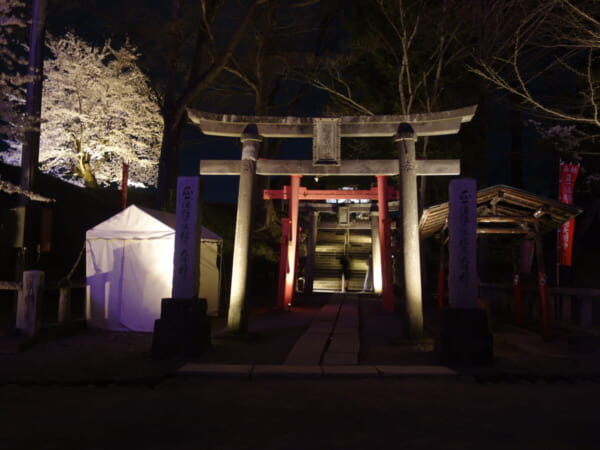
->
[2, 378, 600, 450]
[2, 294, 600, 385]
[1, 295, 600, 449]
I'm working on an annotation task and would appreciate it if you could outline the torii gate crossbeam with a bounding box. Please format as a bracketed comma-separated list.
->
[263, 186, 399, 201]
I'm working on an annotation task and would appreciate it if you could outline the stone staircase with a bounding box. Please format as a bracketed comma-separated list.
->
[313, 229, 371, 292]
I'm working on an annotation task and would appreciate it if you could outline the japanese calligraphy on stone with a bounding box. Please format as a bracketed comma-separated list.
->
[172, 177, 201, 298]
[448, 178, 478, 308]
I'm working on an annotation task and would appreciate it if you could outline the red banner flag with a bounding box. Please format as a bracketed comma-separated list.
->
[558, 161, 579, 266]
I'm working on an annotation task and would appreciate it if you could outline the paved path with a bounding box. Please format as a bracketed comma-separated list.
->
[180, 294, 456, 378]
[3, 379, 600, 450]
[284, 294, 360, 366]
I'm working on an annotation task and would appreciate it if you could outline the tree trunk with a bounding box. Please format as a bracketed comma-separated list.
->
[80, 165, 99, 189]
[154, 0, 265, 209]
[154, 0, 185, 209]
[156, 115, 183, 208]
[418, 136, 430, 214]
[20, 0, 47, 199]
[76, 152, 98, 189]
[510, 95, 523, 189]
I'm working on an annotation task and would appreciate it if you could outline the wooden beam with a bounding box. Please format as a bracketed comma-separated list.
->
[191, 117, 463, 138]
[256, 160, 403, 176]
[199, 160, 242, 175]
[317, 220, 373, 230]
[477, 217, 540, 223]
[303, 201, 401, 213]
[200, 159, 460, 176]
[187, 106, 477, 138]
[415, 159, 460, 176]
[476, 228, 529, 234]
[264, 186, 399, 201]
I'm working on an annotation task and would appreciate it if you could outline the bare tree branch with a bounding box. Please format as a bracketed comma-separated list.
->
[471, 0, 600, 128]
[310, 77, 374, 115]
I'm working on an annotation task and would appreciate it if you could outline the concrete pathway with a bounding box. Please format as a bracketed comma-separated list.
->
[284, 294, 360, 366]
[180, 294, 456, 378]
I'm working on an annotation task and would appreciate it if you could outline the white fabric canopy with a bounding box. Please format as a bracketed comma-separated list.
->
[86, 205, 222, 332]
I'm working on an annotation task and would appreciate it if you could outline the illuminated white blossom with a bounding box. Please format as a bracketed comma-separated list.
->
[2, 32, 163, 188]
[0, 0, 28, 140]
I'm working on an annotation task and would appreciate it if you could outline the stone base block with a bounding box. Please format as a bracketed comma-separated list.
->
[41, 319, 87, 338]
[0, 336, 35, 354]
[437, 308, 493, 366]
[568, 334, 600, 354]
[151, 298, 211, 359]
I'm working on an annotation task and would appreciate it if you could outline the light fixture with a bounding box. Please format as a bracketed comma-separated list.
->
[533, 206, 546, 219]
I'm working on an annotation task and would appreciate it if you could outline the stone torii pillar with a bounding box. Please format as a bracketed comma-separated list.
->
[227, 125, 261, 333]
[396, 124, 424, 338]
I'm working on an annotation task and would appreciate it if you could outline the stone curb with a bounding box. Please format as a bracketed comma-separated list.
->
[177, 363, 459, 379]
[179, 363, 253, 378]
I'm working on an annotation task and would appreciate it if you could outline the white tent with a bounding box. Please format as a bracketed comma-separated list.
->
[85, 205, 222, 332]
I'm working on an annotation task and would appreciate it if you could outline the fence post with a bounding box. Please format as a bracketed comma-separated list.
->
[562, 294, 572, 324]
[16, 270, 44, 337]
[580, 298, 593, 328]
[58, 285, 71, 323]
[514, 274, 523, 326]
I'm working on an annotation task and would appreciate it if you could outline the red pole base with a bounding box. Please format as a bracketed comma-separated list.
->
[437, 270, 446, 312]
[277, 219, 291, 309]
[538, 271, 552, 340]
[514, 273, 523, 326]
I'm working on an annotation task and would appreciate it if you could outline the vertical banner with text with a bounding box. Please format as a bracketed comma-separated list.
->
[558, 161, 579, 266]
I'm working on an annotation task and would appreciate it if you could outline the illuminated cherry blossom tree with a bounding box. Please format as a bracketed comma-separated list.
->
[0, 0, 28, 141]
[2, 32, 163, 188]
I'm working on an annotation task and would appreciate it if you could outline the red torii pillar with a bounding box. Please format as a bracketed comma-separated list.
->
[277, 218, 291, 309]
[377, 175, 394, 312]
[282, 175, 301, 308]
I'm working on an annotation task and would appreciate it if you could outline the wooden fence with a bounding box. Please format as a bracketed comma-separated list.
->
[479, 282, 600, 332]
[0, 274, 86, 337]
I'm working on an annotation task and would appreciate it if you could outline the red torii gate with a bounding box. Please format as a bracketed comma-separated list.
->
[264, 184, 400, 311]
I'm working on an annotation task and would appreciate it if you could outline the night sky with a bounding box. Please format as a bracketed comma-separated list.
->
[9, 0, 591, 204]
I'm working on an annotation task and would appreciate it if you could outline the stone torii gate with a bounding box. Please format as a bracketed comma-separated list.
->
[187, 106, 476, 338]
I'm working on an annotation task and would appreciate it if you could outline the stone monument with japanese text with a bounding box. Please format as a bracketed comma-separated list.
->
[438, 178, 492, 365]
[151, 177, 211, 358]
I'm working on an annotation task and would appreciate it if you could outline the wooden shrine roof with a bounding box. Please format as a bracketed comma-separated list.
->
[419, 185, 582, 239]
